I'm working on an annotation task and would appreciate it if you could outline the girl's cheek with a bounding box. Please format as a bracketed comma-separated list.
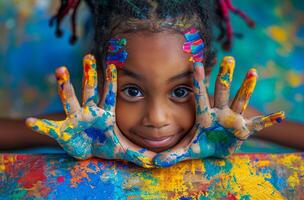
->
[115, 96, 141, 132]
[173, 97, 196, 130]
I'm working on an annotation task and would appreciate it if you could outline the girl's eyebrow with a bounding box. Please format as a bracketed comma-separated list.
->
[119, 68, 143, 80]
[119, 68, 193, 82]
[168, 70, 193, 82]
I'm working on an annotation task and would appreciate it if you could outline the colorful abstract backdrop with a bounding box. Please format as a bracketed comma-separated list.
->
[0, 0, 303, 122]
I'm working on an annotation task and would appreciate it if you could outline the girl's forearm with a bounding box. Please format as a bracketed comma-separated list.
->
[254, 120, 304, 150]
[0, 113, 64, 150]
[245, 106, 304, 150]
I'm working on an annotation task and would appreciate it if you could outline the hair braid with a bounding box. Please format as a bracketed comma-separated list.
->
[51, 0, 254, 82]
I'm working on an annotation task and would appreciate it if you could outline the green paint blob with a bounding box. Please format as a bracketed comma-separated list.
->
[206, 130, 230, 143]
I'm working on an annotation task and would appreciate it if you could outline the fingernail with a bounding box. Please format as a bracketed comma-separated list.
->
[84, 54, 96, 69]
[223, 56, 235, 63]
[246, 68, 258, 80]
[270, 111, 285, 123]
[194, 62, 204, 69]
[55, 66, 70, 83]
[25, 117, 36, 127]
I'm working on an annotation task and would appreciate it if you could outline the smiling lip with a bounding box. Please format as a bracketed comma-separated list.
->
[141, 135, 175, 148]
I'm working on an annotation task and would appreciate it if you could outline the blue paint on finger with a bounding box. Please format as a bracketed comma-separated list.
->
[105, 90, 116, 107]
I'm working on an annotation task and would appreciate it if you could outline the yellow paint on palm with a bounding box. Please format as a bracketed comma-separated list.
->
[233, 68, 258, 112]
[219, 56, 235, 88]
[223, 114, 237, 127]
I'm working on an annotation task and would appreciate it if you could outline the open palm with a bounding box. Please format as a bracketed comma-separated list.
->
[154, 57, 284, 167]
[26, 54, 156, 168]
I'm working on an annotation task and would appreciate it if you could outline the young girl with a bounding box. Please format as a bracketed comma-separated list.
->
[2, 0, 304, 168]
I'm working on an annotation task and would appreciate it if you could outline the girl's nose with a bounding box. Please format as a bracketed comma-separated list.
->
[143, 100, 170, 129]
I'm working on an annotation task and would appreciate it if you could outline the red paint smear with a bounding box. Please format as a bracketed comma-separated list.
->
[84, 63, 90, 82]
[57, 176, 65, 183]
[222, 192, 237, 200]
[17, 157, 47, 189]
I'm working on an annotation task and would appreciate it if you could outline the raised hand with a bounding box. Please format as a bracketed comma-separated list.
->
[153, 56, 285, 167]
[26, 51, 156, 168]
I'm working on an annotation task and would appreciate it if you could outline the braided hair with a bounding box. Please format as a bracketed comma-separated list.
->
[50, 0, 254, 84]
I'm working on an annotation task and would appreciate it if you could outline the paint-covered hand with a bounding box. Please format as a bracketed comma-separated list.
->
[26, 54, 156, 168]
[154, 56, 285, 167]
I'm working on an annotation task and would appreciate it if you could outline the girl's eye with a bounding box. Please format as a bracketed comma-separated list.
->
[171, 86, 192, 99]
[122, 86, 143, 97]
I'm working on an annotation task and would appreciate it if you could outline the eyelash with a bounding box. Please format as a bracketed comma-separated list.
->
[121, 85, 192, 102]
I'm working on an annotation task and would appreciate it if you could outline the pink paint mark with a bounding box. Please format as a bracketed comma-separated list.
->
[246, 69, 258, 79]
[57, 176, 65, 183]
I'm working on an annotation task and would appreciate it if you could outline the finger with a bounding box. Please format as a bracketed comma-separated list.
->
[123, 149, 155, 168]
[214, 56, 235, 109]
[193, 62, 213, 127]
[55, 67, 81, 115]
[82, 54, 99, 107]
[101, 64, 117, 113]
[25, 117, 71, 141]
[231, 68, 258, 114]
[247, 111, 285, 133]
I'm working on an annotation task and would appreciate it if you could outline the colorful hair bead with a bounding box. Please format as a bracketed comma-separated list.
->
[106, 38, 128, 68]
[183, 28, 205, 63]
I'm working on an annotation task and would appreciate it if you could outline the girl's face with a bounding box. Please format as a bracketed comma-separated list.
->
[116, 31, 195, 153]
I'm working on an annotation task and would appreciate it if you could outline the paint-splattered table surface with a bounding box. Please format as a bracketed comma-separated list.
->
[0, 153, 303, 199]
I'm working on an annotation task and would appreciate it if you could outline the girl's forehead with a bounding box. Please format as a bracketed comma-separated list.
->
[127, 32, 190, 65]
[124, 31, 189, 60]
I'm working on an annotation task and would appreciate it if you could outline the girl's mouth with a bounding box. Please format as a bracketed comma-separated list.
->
[141, 135, 176, 148]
